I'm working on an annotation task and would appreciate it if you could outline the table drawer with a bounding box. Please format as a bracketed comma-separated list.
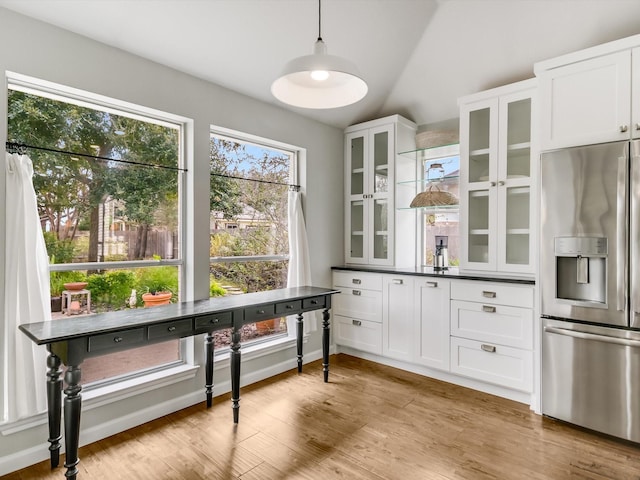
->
[303, 296, 325, 310]
[332, 288, 382, 323]
[334, 315, 382, 355]
[195, 311, 233, 330]
[450, 337, 533, 392]
[88, 328, 145, 353]
[245, 305, 275, 322]
[450, 300, 533, 349]
[451, 281, 533, 308]
[275, 300, 302, 314]
[333, 271, 382, 291]
[148, 318, 193, 340]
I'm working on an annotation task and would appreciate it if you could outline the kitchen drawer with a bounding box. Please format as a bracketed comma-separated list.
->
[333, 271, 382, 291]
[450, 300, 533, 349]
[148, 318, 193, 340]
[334, 314, 382, 355]
[450, 337, 533, 392]
[195, 311, 233, 330]
[275, 300, 302, 314]
[451, 281, 533, 308]
[332, 288, 382, 323]
[244, 304, 276, 322]
[88, 328, 145, 353]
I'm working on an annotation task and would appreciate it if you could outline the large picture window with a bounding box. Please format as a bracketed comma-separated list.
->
[7, 80, 186, 385]
[209, 130, 295, 348]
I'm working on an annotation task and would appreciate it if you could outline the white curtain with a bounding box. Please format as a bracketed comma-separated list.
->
[287, 188, 316, 333]
[3, 153, 49, 422]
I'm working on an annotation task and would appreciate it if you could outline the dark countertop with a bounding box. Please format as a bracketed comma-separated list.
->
[331, 265, 535, 285]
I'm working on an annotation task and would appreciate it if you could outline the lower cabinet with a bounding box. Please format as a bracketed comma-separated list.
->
[333, 270, 536, 400]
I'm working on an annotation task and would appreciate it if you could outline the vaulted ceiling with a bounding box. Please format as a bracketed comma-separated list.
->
[1, 0, 640, 129]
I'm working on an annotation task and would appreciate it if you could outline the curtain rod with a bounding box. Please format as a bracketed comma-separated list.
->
[210, 172, 300, 191]
[5, 141, 187, 172]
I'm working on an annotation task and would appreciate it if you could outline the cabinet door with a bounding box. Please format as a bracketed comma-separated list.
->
[368, 124, 394, 265]
[345, 131, 369, 264]
[415, 278, 450, 370]
[496, 90, 535, 274]
[460, 98, 499, 271]
[382, 275, 414, 362]
[539, 51, 631, 150]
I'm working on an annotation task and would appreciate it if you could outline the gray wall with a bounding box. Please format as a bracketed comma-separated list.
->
[0, 7, 343, 473]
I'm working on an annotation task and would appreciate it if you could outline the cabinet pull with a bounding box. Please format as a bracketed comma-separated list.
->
[285, 304, 294, 309]
[482, 305, 496, 313]
[490, 181, 497, 187]
[498, 180, 505, 186]
[114, 336, 123, 343]
[482, 290, 496, 298]
[620, 125, 629, 133]
[392, 279, 403, 285]
[210, 318, 219, 324]
[352, 290, 362, 296]
[352, 319, 362, 326]
[257, 309, 265, 314]
[352, 278, 362, 285]
[636, 123, 640, 131]
[426, 281, 438, 288]
[481, 344, 496, 353]
[167, 326, 176, 332]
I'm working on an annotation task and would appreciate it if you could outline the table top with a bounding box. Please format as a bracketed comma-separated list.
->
[19, 286, 339, 345]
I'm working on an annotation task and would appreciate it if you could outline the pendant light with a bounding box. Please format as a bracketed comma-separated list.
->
[271, 0, 368, 109]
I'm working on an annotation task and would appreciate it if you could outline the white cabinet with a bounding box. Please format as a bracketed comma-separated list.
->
[332, 271, 383, 354]
[382, 275, 415, 362]
[344, 115, 417, 266]
[458, 79, 537, 275]
[449, 281, 534, 392]
[535, 35, 640, 150]
[414, 277, 450, 371]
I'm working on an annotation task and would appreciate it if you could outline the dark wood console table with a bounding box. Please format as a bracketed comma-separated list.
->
[19, 286, 338, 480]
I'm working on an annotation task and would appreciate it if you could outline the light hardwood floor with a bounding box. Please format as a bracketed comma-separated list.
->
[4, 354, 640, 479]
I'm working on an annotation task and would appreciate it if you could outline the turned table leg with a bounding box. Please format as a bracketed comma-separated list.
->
[296, 313, 304, 373]
[322, 308, 330, 383]
[63, 365, 82, 480]
[230, 326, 241, 423]
[46, 352, 62, 469]
[205, 333, 214, 408]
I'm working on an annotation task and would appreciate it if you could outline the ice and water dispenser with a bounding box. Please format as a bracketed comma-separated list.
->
[554, 237, 607, 305]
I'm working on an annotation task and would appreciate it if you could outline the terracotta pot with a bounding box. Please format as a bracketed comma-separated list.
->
[142, 292, 172, 308]
[64, 282, 88, 291]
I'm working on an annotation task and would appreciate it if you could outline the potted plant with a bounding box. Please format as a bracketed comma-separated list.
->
[137, 265, 178, 307]
[141, 284, 173, 307]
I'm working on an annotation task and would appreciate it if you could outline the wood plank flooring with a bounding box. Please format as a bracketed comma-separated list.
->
[4, 354, 640, 479]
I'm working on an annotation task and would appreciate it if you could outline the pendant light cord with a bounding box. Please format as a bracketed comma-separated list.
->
[317, 0, 322, 41]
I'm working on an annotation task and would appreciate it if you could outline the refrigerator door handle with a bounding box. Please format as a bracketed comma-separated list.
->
[617, 152, 627, 313]
[544, 325, 640, 348]
[632, 141, 640, 326]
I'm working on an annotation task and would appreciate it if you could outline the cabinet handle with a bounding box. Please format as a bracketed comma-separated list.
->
[481, 344, 496, 353]
[482, 290, 496, 298]
[352, 278, 362, 285]
[113, 336, 123, 343]
[636, 123, 640, 131]
[482, 305, 496, 313]
[352, 319, 362, 326]
[352, 290, 362, 296]
[167, 326, 176, 332]
[490, 181, 497, 187]
[392, 279, 403, 285]
[620, 125, 629, 133]
[498, 180, 505, 186]
[426, 281, 438, 288]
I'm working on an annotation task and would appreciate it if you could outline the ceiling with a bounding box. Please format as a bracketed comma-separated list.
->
[1, 0, 640, 130]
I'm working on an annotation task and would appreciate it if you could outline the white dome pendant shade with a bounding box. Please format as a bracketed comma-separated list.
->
[271, 1, 368, 109]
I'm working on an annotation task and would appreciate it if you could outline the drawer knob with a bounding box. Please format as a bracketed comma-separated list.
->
[210, 318, 219, 324]
[352, 319, 362, 326]
[285, 304, 293, 309]
[481, 344, 496, 353]
[482, 305, 496, 313]
[310, 300, 318, 305]
[168, 326, 176, 332]
[257, 309, 265, 315]
[352, 278, 362, 285]
[114, 337, 123, 343]
[352, 290, 362, 296]
[620, 124, 629, 133]
[482, 291, 496, 298]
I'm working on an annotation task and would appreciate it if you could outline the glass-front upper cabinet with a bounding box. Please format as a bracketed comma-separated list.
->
[459, 79, 536, 275]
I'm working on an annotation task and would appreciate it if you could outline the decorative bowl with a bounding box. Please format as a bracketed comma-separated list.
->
[63, 282, 88, 291]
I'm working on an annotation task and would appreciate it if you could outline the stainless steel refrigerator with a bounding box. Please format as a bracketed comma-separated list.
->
[540, 140, 640, 443]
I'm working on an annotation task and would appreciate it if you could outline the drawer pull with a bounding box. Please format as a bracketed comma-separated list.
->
[352, 290, 362, 296]
[210, 318, 220, 323]
[352, 319, 362, 326]
[481, 344, 496, 353]
[352, 278, 362, 285]
[167, 326, 176, 332]
[310, 299, 318, 305]
[482, 290, 496, 298]
[114, 337, 123, 343]
[285, 304, 294, 309]
[393, 279, 403, 285]
[426, 281, 438, 288]
[257, 309, 265, 315]
[482, 305, 496, 313]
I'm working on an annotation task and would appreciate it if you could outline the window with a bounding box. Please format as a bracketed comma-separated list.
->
[209, 130, 295, 348]
[7, 78, 186, 385]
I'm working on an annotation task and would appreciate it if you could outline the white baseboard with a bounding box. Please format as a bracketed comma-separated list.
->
[0, 347, 326, 476]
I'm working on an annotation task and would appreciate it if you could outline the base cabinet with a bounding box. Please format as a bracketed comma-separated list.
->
[415, 277, 450, 371]
[382, 275, 415, 362]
